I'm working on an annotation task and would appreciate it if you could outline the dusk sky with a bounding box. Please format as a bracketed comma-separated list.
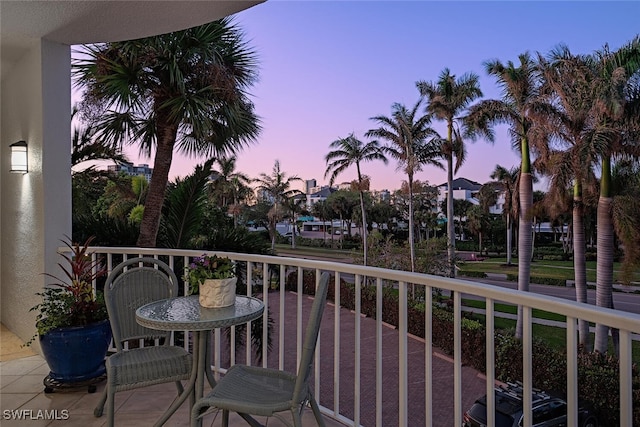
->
[128, 1, 640, 192]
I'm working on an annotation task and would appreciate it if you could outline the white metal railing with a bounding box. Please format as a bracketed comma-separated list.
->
[81, 246, 640, 427]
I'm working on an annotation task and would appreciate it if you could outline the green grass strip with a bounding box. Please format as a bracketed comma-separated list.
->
[462, 298, 566, 322]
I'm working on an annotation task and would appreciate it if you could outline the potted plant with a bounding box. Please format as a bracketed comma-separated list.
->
[28, 236, 112, 388]
[186, 254, 237, 308]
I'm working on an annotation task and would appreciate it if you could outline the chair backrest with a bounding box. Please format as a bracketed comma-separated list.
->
[104, 257, 179, 351]
[292, 271, 330, 403]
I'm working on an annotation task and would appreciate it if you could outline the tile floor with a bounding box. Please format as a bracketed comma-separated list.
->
[0, 328, 343, 427]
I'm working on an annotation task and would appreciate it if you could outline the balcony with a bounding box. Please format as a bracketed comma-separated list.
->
[2, 246, 639, 427]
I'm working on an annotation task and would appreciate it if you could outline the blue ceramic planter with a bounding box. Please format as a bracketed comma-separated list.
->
[39, 320, 112, 382]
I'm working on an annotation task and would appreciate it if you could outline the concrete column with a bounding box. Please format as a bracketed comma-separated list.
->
[1, 37, 71, 346]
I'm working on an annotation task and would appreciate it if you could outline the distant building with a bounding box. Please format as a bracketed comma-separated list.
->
[436, 177, 504, 215]
[307, 186, 336, 210]
[371, 189, 391, 202]
[107, 162, 153, 182]
[305, 179, 317, 194]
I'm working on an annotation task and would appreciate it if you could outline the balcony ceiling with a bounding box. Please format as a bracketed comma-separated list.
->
[1, 0, 263, 78]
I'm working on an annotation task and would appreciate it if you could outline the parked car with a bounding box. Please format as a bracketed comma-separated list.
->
[462, 382, 598, 427]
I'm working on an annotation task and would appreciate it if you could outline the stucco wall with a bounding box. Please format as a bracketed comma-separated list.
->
[0, 38, 71, 346]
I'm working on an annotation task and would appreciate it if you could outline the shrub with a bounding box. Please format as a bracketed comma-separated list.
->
[531, 276, 567, 287]
[459, 271, 487, 279]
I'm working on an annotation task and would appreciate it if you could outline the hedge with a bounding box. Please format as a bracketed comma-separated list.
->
[505, 273, 566, 287]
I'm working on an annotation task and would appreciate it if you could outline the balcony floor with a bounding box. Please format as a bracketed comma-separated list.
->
[0, 353, 345, 427]
[2, 288, 489, 426]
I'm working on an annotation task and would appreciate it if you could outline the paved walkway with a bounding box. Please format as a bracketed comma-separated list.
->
[217, 291, 487, 427]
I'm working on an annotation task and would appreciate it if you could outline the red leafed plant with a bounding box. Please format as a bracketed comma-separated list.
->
[28, 236, 108, 343]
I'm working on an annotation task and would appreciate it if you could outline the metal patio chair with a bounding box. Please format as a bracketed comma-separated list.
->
[94, 257, 193, 427]
[190, 271, 330, 427]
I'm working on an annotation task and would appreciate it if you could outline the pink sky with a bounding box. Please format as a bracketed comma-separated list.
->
[115, 1, 638, 192]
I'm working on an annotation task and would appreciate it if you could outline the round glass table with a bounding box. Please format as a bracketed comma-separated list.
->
[136, 295, 264, 426]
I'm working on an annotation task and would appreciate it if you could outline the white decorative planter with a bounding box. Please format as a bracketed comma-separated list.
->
[199, 277, 237, 308]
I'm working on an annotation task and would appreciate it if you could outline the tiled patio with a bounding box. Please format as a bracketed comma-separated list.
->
[1, 289, 489, 426]
[0, 329, 344, 427]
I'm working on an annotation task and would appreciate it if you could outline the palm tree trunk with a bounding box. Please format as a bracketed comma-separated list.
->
[572, 188, 590, 350]
[291, 218, 296, 249]
[506, 215, 512, 265]
[359, 190, 368, 266]
[447, 154, 456, 278]
[408, 175, 416, 273]
[595, 196, 615, 353]
[516, 172, 533, 340]
[137, 120, 178, 247]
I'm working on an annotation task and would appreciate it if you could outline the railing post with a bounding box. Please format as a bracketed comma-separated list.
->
[454, 291, 462, 427]
[567, 316, 577, 427]
[523, 306, 533, 427]
[377, 277, 383, 427]
[486, 298, 495, 427]
[399, 281, 408, 427]
[620, 330, 633, 426]
[425, 286, 432, 427]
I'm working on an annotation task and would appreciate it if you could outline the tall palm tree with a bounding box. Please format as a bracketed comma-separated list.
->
[535, 46, 608, 349]
[209, 156, 251, 207]
[366, 100, 443, 272]
[417, 68, 483, 277]
[611, 159, 640, 284]
[254, 160, 302, 251]
[209, 156, 252, 226]
[490, 165, 519, 265]
[283, 196, 306, 249]
[591, 37, 640, 353]
[324, 134, 387, 266]
[466, 53, 544, 340]
[73, 18, 261, 247]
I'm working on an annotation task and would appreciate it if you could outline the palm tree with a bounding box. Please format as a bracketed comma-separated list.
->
[73, 19, 261, 247]
[591, 37, 640, 353]
[163, 159, 214, 248]
[417, 68, 483, 277]
[209, 156, 251, 207]
[611, 159, 640, 284]
[466, 205, 489, 253]
[209, 156, 252, 226]
[466, 53, 544, 340]
[254, 160, 303, 251]
[71, 107, 128, 175]
[283, 196, 306, 249]
[535, 46, 609, 349]
[366, 100, 443, 272]
[324, 134, 387, 266]
[490, 165, 520, 265]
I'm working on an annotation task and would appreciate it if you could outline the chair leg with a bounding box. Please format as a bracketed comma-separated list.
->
[93, 386, 107, 417]
[292, 408, 303, 427]
[106, 387, 115, 427]
[175, 380, 184, 395]
[309, 396, 326, 427]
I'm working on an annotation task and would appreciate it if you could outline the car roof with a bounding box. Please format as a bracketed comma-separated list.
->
[475, 383, 557, 416]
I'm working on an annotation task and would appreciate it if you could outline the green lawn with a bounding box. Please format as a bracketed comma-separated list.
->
[462, 298, 566, 322]
[459, 257, 639, 283]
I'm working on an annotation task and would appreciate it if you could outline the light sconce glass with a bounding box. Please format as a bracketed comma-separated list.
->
[10, 140, 28, 173]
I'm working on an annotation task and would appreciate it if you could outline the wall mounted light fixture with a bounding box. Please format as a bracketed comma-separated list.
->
[10, 140, 28, 173]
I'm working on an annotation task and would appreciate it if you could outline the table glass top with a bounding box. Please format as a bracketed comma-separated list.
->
[136, 295, 264, 331]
